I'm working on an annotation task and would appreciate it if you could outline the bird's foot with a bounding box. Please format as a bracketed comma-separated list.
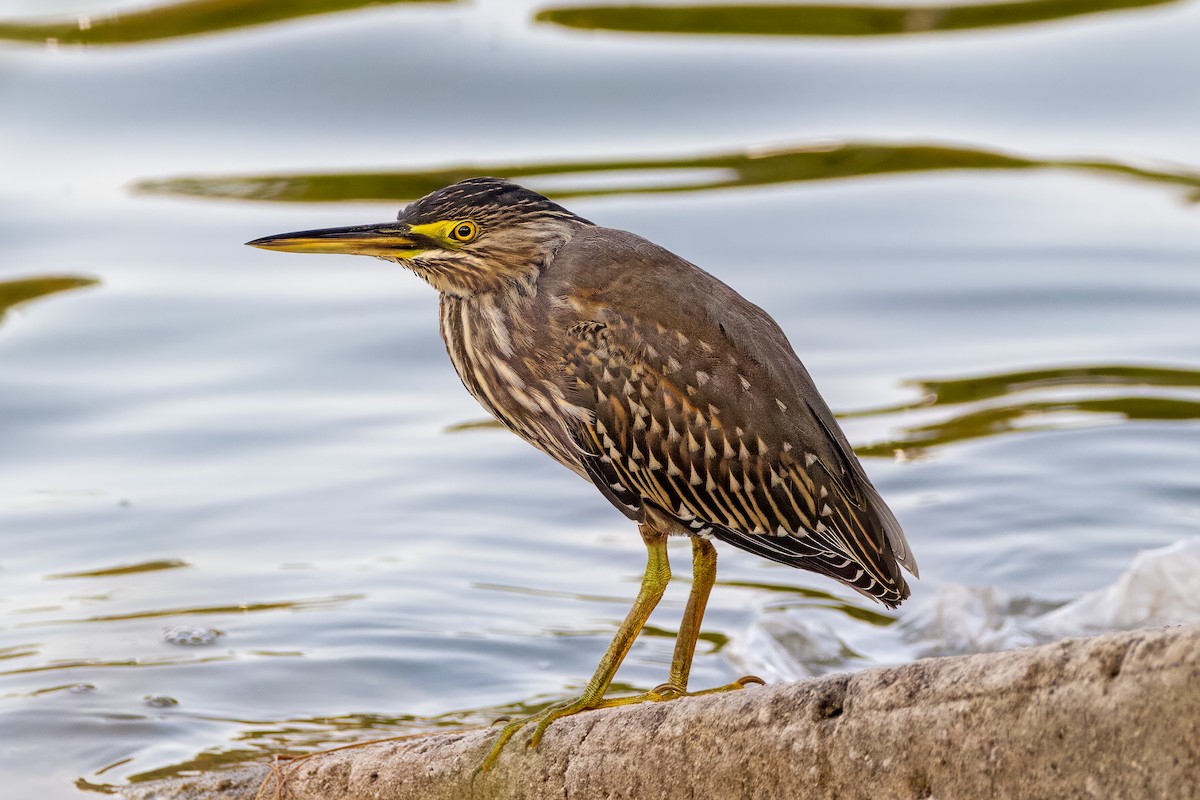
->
[587, 674, 764, 707]
[476, 675, 764, 773]
[478, 694, 603, 773]
[679, 674, 766, 697]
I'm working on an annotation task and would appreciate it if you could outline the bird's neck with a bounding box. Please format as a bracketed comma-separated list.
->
[441, 282, 535, 369]
[438, 285, 586, 477]
[409, 260, 540, 297]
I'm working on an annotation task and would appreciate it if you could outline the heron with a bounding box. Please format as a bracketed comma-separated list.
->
[248, 177, 917, 769]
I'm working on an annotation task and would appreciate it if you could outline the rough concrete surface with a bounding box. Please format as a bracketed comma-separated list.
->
[122, 625, 1200, 800]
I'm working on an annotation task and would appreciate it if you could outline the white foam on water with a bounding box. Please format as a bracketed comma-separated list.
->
[728, 539, 1200, 681]
[1032, 538, 1200, 636]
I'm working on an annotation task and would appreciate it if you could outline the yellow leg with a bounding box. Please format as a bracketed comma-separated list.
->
[479, 523, 672, 772]
[617, 536, 763, 703]
[668, 536, 718, 691]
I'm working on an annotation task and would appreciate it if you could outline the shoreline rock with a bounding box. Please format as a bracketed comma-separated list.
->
[121, 625, 1200, 800]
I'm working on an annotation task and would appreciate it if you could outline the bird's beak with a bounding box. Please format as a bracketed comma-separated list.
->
[246, 222, 428, 259]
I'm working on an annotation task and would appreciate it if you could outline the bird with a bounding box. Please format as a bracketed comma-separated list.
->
[247, 177, 917, 770]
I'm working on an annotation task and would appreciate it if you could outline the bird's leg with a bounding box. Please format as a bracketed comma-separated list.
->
[665, 536, 763, 697]
[608, 536, 764, 704]
[664, 535, 718, 693]
[479, 523, 672, 772]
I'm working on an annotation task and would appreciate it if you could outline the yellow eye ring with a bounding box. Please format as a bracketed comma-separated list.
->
[449, 221, 478, 242]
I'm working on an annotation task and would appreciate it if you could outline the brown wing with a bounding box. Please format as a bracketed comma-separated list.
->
[549, 229, 916, 607]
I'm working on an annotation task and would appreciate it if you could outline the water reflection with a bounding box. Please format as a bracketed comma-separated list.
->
[0, 0, 455, 47]
[0, 0, 1168, 48]
[0, 275, 98, 326]
[476, 578, 891, 635]
[471, 582, 865, 647]
[852, 363, 1200, 457]
[93, 703, 508, 787]
[46, 560, 190, 580]
[26, 594, 366, 626]
[472, 582, 638, 607]
[717, 580, 898, 626]
[863, 364, 1200, 410]
[134, 140, 1200, 205]
[859, 398, 1200, 457]
[639, 624, 729, 652]
[536, 0, 1180, 38]
[0, 645, 39, 662]
[1, 654, 234, 678]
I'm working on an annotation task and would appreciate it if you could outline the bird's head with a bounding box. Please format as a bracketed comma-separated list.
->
[247, 177, 590, 296]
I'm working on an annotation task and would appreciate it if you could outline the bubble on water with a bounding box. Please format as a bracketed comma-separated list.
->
[70, 683, 96, 694]
[144, 695, 179, 708]
[162, 625, 222, 647]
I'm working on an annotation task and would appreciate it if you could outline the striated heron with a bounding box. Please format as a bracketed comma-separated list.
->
[248, 177, 918, 769]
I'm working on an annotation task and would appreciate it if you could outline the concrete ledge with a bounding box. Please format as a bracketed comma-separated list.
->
[121, 625, 1200, 800]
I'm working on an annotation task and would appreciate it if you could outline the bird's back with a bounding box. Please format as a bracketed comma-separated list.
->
[530, 227, 917, 607]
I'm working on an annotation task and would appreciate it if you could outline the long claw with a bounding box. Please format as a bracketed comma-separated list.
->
[649, 682, 687, 700]
[478, 696, 596, 772]
[686, 675, 765, 696]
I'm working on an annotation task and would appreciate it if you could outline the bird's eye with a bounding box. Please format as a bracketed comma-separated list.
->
[449, 221, 478, 242]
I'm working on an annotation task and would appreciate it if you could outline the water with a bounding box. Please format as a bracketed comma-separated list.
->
[1, 1, 1198, 795]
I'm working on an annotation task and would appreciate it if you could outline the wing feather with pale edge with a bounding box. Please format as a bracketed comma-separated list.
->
[548, 228, 915, 607]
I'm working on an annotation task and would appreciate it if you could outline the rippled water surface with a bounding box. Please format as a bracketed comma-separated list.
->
[2, 1, 1199, 795]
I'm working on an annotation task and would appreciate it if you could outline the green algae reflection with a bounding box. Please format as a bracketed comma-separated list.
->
[851, 363, 1200, 458]
[536, 0, 1180, 38]
[134, 140, 1200, 206]
[0, 0, 455, 47]
[0, 275, 98, 326]
[46, 559, 190, 580]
